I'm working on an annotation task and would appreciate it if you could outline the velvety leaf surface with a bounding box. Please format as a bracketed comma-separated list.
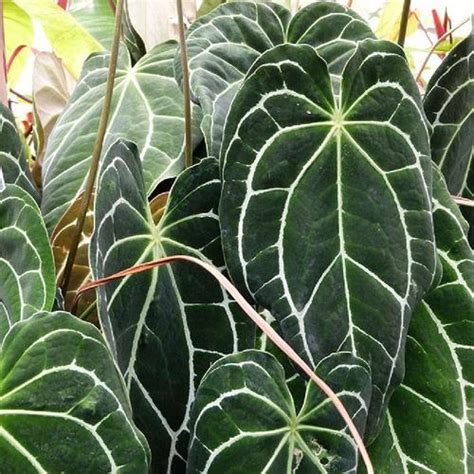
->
[0, 185, 55, 342]
[0, 311, 150, 472]
[0, 104, 40, 203]
[91, 140, 254, 472]
[179, 0, 374, 156]
[220, 40, 436, 439]
[188, 350, 371, 473]
[423, 31, 474, 245]
[41, 40, 202, 232]
[369, 167, 474, 473]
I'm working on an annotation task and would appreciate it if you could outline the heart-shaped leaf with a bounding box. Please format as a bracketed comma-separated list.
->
[423, 31, 474, 245]
[220, 40, 436, 439]
[0, 104, 39, 203]
[369, 167, 474, 472]
[41, 40, 202, 232]
[0, 184, 55, 342]
[178, 0, 374, 156]
[188, 350, 371, 473]
[0, 311, 150, 472]
[90, 140, 254, 472]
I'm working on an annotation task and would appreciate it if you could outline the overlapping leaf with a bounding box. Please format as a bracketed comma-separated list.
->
[0, 184, 55, 342]
[90, 140, 254, 472]
[41, 40, 202, 232]
[188, 350, 371, 473]
[67, 0, 115, 49]
[0, 104, 39, 203]
[220, 40, 436, 439]
[178, 0, 374, 156]
[423, 31, 474, 245]
[370, 167, 474, 473]
[0, 311, 150, 472]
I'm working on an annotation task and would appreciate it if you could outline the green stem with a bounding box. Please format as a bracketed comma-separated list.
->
[78, 301, 97, 321]
[60, 0, 125, 295]
[176, 0, 193, 168]
[397, 0, 411, 47]
[0, 0, 8, 107]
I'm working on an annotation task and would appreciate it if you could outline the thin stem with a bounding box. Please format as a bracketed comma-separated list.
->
[452, 196, 474, 208]
[9, 88, 32, 104]
[397, 0, 411, 47]
[60, 0, 125, 294]
[415, 18, 469, 83]
[176, 0, 193, 168]
[78, 301, 97, 321]
[0, 0, 8, 106]
[75, 255, 374, 474]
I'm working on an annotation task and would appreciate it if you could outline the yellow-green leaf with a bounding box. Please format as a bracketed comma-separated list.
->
[12, 0, 104, 78]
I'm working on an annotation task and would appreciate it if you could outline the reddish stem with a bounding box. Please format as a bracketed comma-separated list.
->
[6, 44, 27, 74]
[0, 0, 8, 106]
[75, 254, 374, 473]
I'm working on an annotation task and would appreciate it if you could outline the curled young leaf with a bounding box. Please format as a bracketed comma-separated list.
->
[90, 140, 254, 472]
[220, 40, 436, 439]
[0, 311, 150, 472]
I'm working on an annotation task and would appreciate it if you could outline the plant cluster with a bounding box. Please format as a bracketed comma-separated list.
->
[0, 1, 473, 473]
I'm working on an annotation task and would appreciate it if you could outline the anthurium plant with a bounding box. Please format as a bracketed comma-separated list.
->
[0, 1, 473, 473]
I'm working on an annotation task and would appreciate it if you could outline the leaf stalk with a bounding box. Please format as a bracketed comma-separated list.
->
[0, 0, 8, 106]
[176, 0, 193, 168]
[75, 254, 374, 474]
[60, 0, 125, 295]
[397, 0, 411, 47]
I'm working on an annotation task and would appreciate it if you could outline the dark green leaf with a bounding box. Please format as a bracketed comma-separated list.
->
[0, 104, 40, 203]
[370, 167, 474, 472]
[90, 140, 254, 472]
[220, 40, 436, 439]
[0, 185, 55, 342]
[188, 350, 371, 473]
[178, 1, 374, 156]
[423, 31, 474, 245]
[0, 311, 150, 472]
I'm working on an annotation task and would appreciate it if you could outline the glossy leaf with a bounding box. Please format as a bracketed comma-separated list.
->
[41, 40, 202, 232]
[0, 311, 150, 472]
[370, 167, 474, 472]
[90, 140, 254, 472]
[0, 103, 40, 203]
[220, 40, 436, 439]
[423, 32, 474, 245]
[188, 350, 371, 473]
[179, 0, 374, 156]
[0, 184, 55, 342]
